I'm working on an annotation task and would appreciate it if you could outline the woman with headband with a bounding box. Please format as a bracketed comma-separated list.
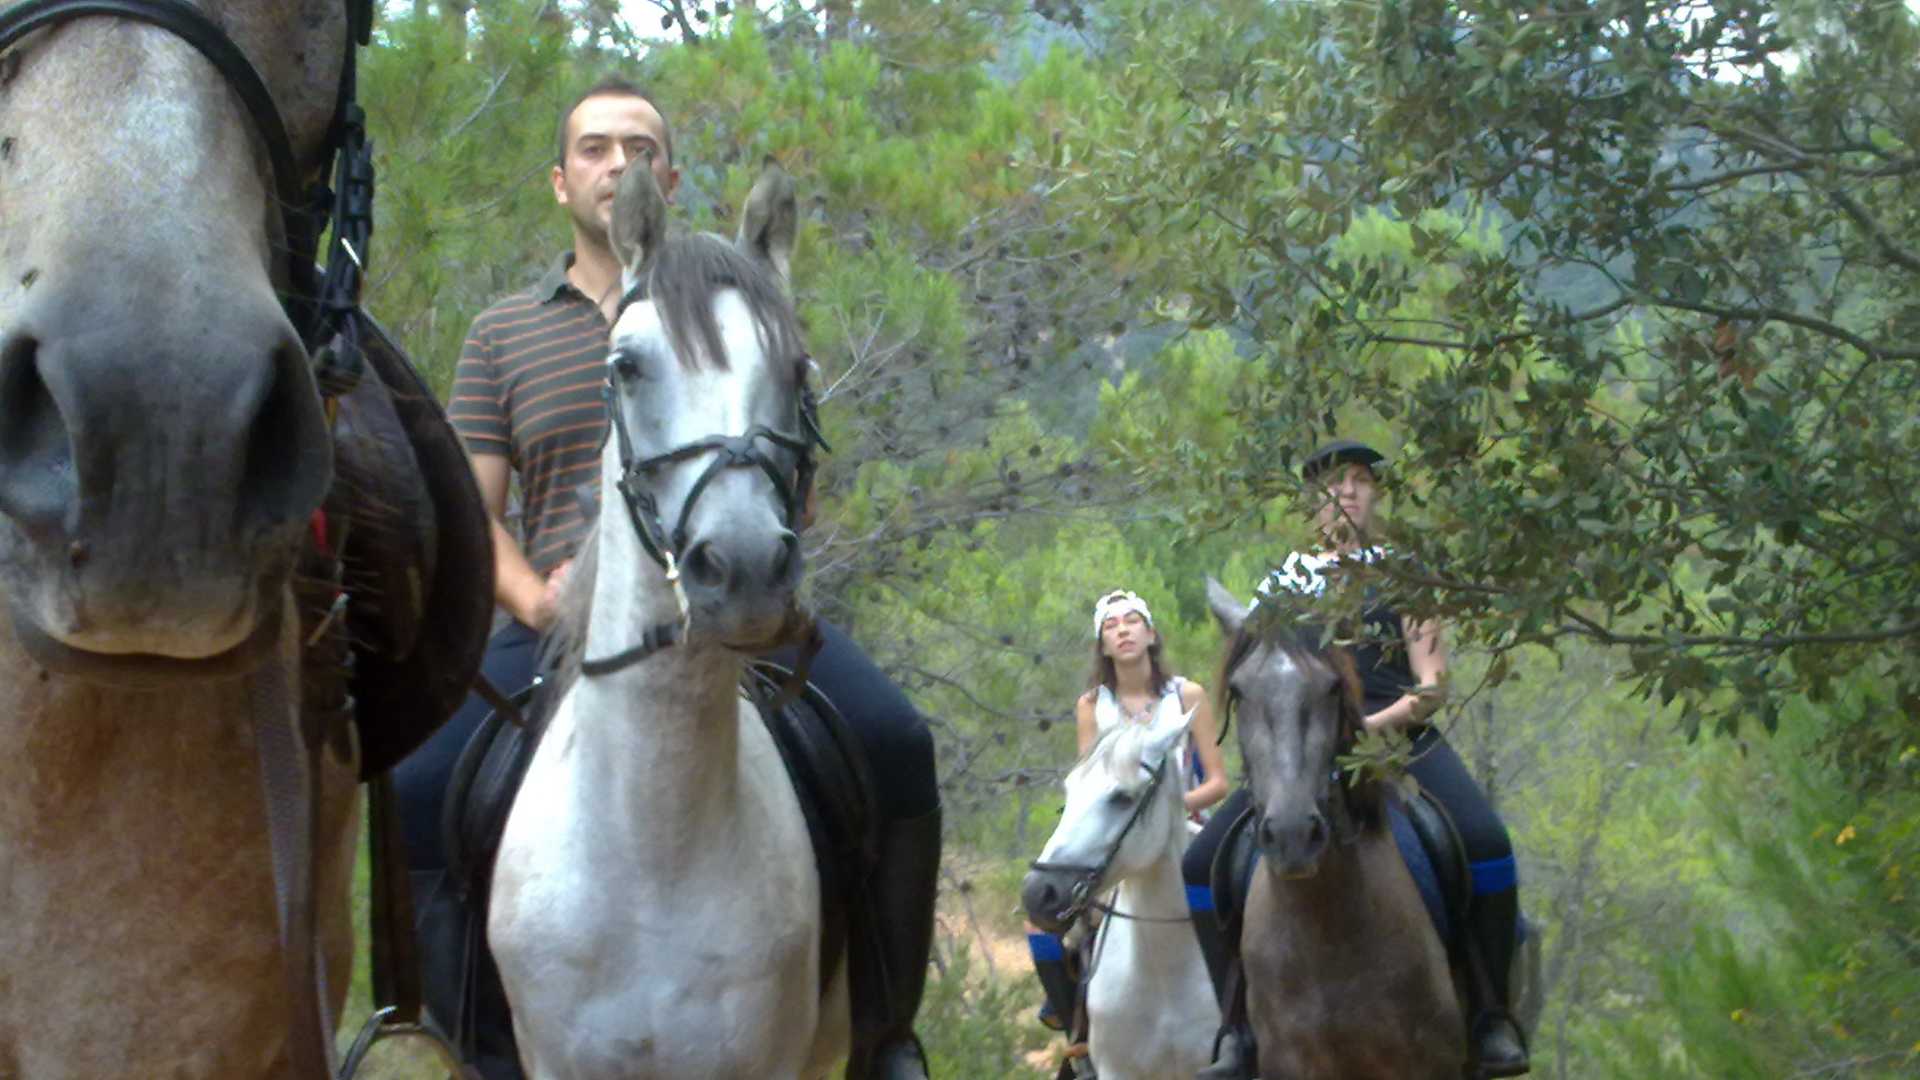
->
[1028, 589, 1230, 1040]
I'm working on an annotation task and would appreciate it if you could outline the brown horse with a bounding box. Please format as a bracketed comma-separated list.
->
[1206, 578, 1465, 1079]
[0, 2, 359, 1075]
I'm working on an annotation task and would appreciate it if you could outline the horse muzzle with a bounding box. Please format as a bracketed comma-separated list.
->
[0, 285, 332, 660]
[1257, 807, 1331, 879]
[1021, 867, 1092, 935]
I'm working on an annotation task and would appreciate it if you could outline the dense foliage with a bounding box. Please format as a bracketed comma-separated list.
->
[342, 3, 1919, 1077]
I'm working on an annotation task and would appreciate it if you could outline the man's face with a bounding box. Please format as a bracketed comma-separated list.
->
[552, 93, 680, 245]
[1314, 462, 1378, 542]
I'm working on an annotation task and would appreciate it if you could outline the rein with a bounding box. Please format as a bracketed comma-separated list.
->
[1029, 754, 1173, 928]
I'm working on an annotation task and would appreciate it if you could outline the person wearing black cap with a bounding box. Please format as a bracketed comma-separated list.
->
[1185, 439, 1530, 1078]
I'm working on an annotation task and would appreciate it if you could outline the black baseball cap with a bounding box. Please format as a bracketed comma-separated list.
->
[1301, 439, 1386, 481]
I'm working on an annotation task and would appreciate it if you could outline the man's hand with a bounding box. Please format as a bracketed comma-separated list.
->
[526, 559, 574, 632]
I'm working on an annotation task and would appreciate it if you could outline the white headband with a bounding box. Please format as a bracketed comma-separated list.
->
[1092, 590, 1153, 638]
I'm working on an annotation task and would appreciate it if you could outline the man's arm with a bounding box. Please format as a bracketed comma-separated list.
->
[471, 452, 563, 631]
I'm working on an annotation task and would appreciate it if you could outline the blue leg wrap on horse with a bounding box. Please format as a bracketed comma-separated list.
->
[1471, 855, 1518, 896]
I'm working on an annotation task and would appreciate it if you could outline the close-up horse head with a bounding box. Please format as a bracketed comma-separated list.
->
[0, 0, 351, 671]
[599, 159, 812, 648]
[1021, 708, 1190, 933]
[1207, 576, 1372, 879]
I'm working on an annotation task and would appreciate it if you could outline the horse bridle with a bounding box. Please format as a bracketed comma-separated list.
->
[1029, 754, 1173, 928]
[0, 0, 377, 369]
[580, 286, 831, 678]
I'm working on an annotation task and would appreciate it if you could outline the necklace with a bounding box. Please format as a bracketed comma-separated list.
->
[1117, 694, 1156, 725]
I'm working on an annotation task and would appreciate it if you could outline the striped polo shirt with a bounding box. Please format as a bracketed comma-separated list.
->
[447, 254, 610, 577]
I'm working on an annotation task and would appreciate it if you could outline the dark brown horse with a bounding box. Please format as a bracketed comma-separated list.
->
[1206, 578, 1465, 1079]
[0, 2, 359, 1075]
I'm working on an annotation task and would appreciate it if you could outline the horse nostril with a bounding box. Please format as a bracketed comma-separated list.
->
[236, 339, 328, 539]
[682, 540, 729, 589]
[1257, 815, 1282, 850]
[0, 332, 76, 536]
[1306, 811, 1330, 850]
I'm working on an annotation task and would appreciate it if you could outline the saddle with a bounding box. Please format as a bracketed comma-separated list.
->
[432, 659, 878, 1062]
[310, 313, 495, 778]
[1208, 783, 1473, 949]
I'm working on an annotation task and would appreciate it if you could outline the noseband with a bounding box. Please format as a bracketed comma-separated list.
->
[1029, 754, 1171, 928]
[0, 0, 377, 362]
[601, 362, 828, 578]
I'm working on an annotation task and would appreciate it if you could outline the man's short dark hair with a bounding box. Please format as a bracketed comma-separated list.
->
[555, 77, 673, 167]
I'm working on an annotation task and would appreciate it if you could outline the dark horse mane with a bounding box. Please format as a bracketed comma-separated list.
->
[1214, 620, 1388, 831]
[630, 228, 807, 374]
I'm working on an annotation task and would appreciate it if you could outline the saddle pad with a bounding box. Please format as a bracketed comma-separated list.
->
[1387, 803, 1454, 944]
[330, 312, 495, 778]
[1399, 786, 1472, 937]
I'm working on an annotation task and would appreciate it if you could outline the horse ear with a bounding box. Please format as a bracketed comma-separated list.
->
[1206, 576, 1248, 638]
[610, 163, 667, 286]
[1145, 707, 1194, 767]
[737, 158, 797, 284]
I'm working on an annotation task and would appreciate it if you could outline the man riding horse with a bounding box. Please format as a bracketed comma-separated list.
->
[392, 78, 942, 1080]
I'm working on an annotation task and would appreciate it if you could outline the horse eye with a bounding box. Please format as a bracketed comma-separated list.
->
[612, 351, 642, 379]
[1108, 791, 1136, 808]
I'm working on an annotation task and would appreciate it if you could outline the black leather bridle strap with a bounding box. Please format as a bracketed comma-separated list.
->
[581, 621, 684, 677]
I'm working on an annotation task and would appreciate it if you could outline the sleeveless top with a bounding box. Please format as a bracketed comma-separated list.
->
[1092, 678, 1212, 807]
[1257, 548, 1418, 717]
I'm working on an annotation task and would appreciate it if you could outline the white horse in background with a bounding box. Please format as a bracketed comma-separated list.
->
[1022, 711, 1221, 1080]
[489, 161, 848, 1079]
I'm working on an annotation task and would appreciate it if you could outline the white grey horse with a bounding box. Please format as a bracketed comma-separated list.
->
[1022, 711, 1221, 1080]
[489, 161, 849, 1079]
